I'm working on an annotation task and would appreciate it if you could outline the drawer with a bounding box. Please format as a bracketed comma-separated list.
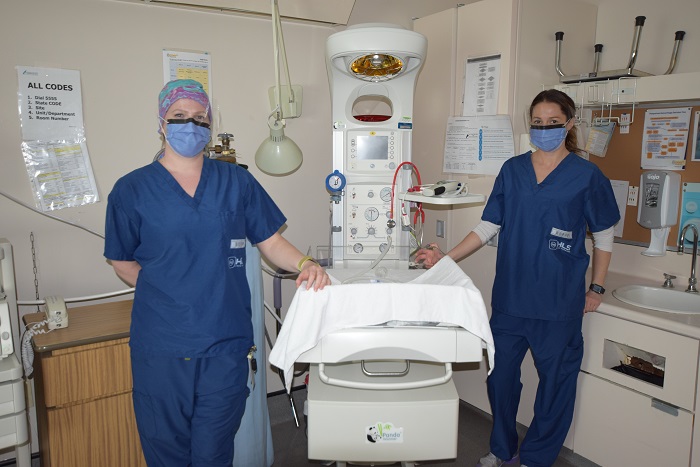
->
[0, 378, 25, 416]
[572, 372, 692, 466]
[0, 411, 29, 449]
[46, 391, 146, 467]
[41, 341, 133, 407]
[582, 312, 699, 411]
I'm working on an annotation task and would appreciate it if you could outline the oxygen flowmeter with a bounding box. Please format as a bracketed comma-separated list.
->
[325, 170, 346, 193]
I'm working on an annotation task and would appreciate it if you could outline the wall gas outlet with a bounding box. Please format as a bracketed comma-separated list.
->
[627, 186, 639, 206]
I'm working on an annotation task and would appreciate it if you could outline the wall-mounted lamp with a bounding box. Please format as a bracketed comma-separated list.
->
[255, 0, 303, 176]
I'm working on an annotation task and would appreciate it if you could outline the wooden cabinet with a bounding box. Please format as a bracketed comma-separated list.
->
[25, 300, 146, 467]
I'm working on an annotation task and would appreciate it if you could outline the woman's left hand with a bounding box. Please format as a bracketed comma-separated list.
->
[296, 262, 331, 291]
[584, 290, 603, 314]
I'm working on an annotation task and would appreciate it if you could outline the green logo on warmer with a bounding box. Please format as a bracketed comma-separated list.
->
[366, 422, 404, 443]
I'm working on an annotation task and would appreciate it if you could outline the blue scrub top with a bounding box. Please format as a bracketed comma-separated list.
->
[104, 157, 286, 357]
[482, 151, 620, 321]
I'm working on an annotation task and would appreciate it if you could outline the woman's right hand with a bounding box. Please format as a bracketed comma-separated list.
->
[414, 244, 444, 269]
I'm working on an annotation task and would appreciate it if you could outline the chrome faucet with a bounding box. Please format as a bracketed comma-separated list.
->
[677, 224, 698, 293]
[662, 273, 676, 288]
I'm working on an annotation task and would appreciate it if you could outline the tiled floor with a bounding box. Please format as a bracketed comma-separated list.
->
[269, 389, 599, 467]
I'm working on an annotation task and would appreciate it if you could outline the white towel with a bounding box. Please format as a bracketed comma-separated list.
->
[268, 256, 495, 392]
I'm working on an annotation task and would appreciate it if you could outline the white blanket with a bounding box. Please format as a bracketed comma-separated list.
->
[268, 256, 495, 392]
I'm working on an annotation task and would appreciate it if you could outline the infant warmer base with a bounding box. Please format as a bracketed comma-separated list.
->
[306, 361, 459, 464]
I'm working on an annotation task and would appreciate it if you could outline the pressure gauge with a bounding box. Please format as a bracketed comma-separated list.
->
[325, 170, 346, 193]
[380, 187, 392, 202]
[365, 207, 379, 221]
[353, 243, 364, 253]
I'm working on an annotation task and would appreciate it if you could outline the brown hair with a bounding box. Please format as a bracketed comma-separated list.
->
[529, 89, 581, 155]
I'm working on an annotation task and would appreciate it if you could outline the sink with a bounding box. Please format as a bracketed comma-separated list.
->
[613, 285, 700, 314]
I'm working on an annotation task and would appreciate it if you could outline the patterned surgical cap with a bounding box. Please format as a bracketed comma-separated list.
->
[158, 79, 211, 120]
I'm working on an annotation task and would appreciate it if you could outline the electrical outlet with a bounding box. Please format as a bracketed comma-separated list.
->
[627, 185, 639, 206]
[620, 113, 631, 134]
[436, 220, 445, 238]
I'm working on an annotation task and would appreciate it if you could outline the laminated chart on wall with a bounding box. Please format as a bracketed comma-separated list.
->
[692, 110, 700, 162]
[640, 107, 691, 171]
[16, 66, 99, 211]
[679, 182, 700, 246]
[462, 54, 501, 117]
[610, 180, 629, 238]
[162, 50, 212, 97]
[585, 122, 616, 158]
[443, 115, 514, 175]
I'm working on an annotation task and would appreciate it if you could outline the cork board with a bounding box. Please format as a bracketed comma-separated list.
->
[587, 104, 700, 247]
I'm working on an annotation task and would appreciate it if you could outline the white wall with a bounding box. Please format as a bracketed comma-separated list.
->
[594, 0, 699, 76]
[348, 0, 464, 30]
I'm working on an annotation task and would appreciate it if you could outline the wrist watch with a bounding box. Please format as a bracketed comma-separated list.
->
[589, 283, 606, 295]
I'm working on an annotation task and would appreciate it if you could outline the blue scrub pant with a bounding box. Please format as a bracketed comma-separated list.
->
[487, 312, 583, 467]
[131, 353, 250, 467]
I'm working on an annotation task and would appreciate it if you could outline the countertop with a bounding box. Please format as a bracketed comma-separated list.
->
[597, 271, 700, 339]
[23, 300, 132, 353]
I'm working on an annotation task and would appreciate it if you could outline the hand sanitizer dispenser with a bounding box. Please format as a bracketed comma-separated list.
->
[637, 170, 681, 256]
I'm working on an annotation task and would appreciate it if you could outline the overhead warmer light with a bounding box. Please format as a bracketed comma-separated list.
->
[137, 0, 356, 25]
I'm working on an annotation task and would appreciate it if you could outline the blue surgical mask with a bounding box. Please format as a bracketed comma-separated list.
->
[164, 118, 211, 157]
[529, 120, 570, 152]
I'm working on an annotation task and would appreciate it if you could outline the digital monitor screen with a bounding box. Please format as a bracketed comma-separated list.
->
[357, 136, 388, 160]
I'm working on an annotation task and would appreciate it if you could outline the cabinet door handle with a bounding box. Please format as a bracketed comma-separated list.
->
[651, 398, 679, 416]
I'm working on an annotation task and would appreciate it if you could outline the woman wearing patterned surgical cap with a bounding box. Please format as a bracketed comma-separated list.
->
[104, 79, 330, 466]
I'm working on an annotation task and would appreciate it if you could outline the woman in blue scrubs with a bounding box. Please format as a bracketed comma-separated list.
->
[104, 79, 330, 467]
[416, 89, 620, 467]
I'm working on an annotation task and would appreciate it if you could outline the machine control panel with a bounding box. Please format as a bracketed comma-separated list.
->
[345, 183, 397, 259]
[346, 130, 400, 174]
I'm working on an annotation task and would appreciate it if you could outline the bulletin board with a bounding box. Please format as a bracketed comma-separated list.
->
[587, 104, 700, 248]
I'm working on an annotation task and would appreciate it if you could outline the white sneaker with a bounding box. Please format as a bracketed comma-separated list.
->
[476, 452, 520, 467]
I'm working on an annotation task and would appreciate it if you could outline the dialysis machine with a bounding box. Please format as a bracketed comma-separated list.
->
[325, 24, 427, 267]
